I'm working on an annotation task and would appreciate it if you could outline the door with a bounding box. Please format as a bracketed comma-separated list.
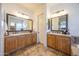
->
[38, 13, 46, 44]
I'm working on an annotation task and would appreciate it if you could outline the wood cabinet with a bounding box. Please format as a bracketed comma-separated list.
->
[4, 33, 37, 55]
[32, 33, 37, 44]
[47, 34, 71, 55]
[61, 36, 71, 55]
[56, 36, 63, 51]
[16, 35, 25, 49]
[4, 36, 17, 54]
[25, 34, 33, 46]
[47, 35, 56, 49]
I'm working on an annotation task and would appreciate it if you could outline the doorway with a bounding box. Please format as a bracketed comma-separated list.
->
[38, 13, 46, 46]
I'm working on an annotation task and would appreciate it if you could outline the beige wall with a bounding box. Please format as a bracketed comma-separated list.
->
[2, 4, 34, 18]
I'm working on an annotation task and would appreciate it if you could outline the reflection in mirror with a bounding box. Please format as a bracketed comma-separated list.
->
[48, 14, 69, 34]
[51, 17, 59, 30]
[6, 14, 33, 32]
[48, 19, 51, 30]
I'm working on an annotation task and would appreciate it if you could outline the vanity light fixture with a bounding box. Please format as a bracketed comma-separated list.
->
[51, 10, 68, 18]
[14, 12, 30, 19]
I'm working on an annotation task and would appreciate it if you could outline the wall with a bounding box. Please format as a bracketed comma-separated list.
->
[0, 4, 4, 56]
[47, 3, 79, 36]
[2, 4, 34, 18]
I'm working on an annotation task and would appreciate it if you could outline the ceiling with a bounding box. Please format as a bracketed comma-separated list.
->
[18, 3, 46, 15]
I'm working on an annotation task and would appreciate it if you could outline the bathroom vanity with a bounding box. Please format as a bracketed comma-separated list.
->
[4, 13, 37, 55]
[47, 33, 71, 55]
[47, 13, 72, 55]
[4, 32, 37, 55]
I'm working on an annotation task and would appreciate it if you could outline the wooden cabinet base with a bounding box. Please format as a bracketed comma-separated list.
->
[47, 34, 71, 56]
[4, 33, 37, 55]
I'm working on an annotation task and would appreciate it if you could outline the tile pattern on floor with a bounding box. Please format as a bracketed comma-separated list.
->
[10, 44, 66, 56]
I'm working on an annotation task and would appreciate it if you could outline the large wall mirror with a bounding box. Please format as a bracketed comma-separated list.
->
[6, 14, 33, 32]
[48, 14, 68, 34]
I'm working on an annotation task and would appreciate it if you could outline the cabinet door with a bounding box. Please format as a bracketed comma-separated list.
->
[32, 33, 37, 44]
[4, 36, 17, 54]
[56, 36, 63, 51]
[56, 36, 71, 55]
[24, 35, 27, 46]
[26, 34, 32, 46]
[47, 34, 56, 48]
[23, 35, 27, 47]
[62, 36, 71, 55]
[16, 35, 25, 49]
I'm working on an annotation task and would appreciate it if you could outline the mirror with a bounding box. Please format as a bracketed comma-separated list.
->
[48, 14, 68, 34]
[6, 14, 33, 32]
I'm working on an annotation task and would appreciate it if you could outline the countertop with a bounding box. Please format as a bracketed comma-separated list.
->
[5, 32, 36, 37]
[48, 32, 71, 37]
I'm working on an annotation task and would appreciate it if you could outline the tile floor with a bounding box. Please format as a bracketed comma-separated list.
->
[10, 43, 66, 56]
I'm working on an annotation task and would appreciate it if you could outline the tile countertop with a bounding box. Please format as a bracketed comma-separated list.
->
[48, 32, 71, 37]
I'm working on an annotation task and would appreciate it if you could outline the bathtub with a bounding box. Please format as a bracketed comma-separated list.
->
[71, 45, 79, 56]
